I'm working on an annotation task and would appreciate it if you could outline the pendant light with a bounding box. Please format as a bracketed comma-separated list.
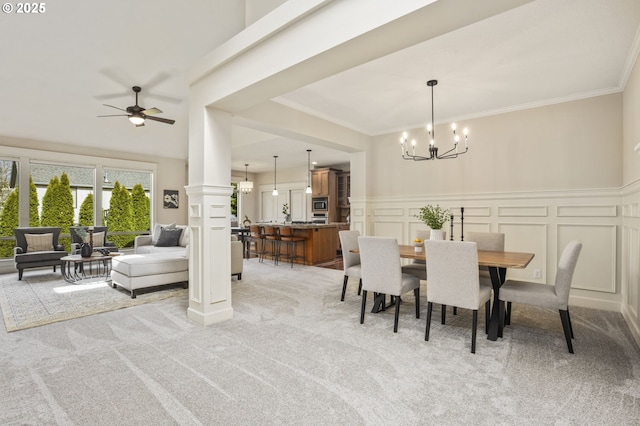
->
[272, 155, 278, 196]
[305, 149, 312, 194]
[238, 163, 253, 194]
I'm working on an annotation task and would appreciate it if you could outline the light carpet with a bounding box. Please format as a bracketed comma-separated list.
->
[0, 269, 187, 332]
[1, 260, 640, 424]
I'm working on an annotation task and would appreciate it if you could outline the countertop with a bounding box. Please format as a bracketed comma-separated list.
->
[253, 222, 349, 229]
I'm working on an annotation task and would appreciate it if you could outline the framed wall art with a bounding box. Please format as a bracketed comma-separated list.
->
[163, 190, 179, 209]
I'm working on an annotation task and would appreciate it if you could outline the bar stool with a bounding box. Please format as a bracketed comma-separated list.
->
[262, 226, 281, 265]
[279, 227, 306, 268]
[248, 225, 263, 260]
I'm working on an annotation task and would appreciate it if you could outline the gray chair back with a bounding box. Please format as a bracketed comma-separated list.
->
[339, 230, 360, 270]
[466, 232, 505, 251]
[358, 236, 403, 296]
[554, 241, 582, 306]
[425, 240, 480, 310]
[69, 226, 109, 244]
[13, 227, 62, 252]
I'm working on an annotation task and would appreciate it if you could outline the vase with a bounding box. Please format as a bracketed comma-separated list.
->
[285, 214, 291, 223]
[80, 243, 92, 258]
[430, 229, 444, 240]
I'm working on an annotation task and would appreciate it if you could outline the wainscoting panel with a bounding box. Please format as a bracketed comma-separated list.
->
[208, 226, 229, 303]
[373, 221, 404, 241]
[557, 205, 617, 217]
[557, 224, 616, 293]
[361, 187, 625, 315]
[626, 226, 639, 318]
[498, 206, 548, 217]
[498, 223, 547, 282]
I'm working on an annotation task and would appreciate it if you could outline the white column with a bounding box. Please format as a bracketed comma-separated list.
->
[186, 106, 234, 325]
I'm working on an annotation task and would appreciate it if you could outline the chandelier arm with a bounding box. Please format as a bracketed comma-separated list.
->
[436, 145, 469, 159]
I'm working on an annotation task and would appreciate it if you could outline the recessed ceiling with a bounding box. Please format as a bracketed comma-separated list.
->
[1, 0, 639, 174]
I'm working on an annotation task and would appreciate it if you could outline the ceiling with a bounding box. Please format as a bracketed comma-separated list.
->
[1, 0, 639, 174]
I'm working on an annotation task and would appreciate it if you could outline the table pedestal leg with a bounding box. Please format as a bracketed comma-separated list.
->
[487, 266, 506, 341]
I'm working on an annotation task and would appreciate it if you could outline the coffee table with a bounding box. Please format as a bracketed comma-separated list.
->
[60, 254, 115, 284]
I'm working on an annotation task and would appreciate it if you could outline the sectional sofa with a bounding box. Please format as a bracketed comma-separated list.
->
[110, 224, 243, 298]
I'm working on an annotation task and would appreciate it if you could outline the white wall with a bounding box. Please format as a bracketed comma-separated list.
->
[622, 52, 640, 346]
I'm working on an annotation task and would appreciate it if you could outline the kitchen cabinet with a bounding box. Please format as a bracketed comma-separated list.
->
[337, 172, 350, 207]
[311, 169, 337, 197]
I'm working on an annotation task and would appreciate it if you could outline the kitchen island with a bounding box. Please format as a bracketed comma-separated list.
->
[257, 223, 349, 265]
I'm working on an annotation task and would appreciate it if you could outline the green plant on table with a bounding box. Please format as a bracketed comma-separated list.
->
[415, 204, 450, 230]
[282, 203, 289, 215]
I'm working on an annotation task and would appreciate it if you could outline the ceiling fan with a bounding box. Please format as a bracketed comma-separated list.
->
[98, 86, 175, 126]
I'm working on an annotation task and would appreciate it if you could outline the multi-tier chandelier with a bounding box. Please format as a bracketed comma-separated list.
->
[400, 80, 469, 161]
[238, 163, 253, 194]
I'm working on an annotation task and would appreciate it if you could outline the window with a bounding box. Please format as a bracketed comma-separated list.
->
[0, 159, 19, 259]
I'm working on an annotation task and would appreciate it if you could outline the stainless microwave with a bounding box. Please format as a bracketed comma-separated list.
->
[312, 198, 328, 211]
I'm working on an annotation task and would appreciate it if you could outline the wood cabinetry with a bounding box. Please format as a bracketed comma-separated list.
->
[337, 172, 350, 207]
[311, 169, 337, 197]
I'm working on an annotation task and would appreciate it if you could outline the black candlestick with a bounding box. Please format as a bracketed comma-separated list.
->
[460, 207, 465, 241]
[450, 214, 454, 241]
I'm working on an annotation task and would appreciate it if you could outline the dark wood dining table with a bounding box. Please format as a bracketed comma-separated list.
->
[353, 245, 535, 341]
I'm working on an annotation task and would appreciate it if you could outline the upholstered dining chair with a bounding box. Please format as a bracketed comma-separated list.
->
[358, 236, 420, 333]
[401, 229, 431, 281]
[338, 230, 362, 301]
[465, 231, 505, 287]
[424, 240, 492, 353]
[498, 240, 582, 354]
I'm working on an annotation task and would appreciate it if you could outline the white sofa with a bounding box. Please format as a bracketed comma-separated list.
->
[111, 224, 243, 298]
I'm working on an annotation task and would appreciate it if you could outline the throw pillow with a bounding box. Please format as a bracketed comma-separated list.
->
[155, 227, 183, 247]
[177, 226, 189, 247]
[152, 222, 176, 244]
[83, 231, 105, 247]
[25, 233, 54, 252]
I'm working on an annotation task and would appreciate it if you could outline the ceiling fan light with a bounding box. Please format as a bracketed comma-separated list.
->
[129, 114, 145, 125]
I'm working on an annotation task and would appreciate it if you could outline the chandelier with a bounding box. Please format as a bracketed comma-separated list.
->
[400, 80, 469, 161]
[272, 155, 278, 196]
[238, 163, 253, 194]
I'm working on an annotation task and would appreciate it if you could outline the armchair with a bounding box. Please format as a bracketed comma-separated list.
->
[13, 227, 68, 280]
[69, 226, 118, 255]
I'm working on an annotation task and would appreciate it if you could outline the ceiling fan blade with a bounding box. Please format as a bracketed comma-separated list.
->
[94, 91, 130, 101]
[142, 107, 162, 115]
[103, 104, 128, 112]
[97, 114, 129, 117]
[145, 115, 175, 125]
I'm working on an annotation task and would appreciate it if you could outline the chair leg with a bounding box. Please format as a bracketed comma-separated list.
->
[360, 290, 367, 324]
[471, 310, 478, 354]
[453, 307, 458, 315]
[393, 298, 401, 333]
[341, 275, 348, 301]
[18, 269, 23, 280]
[567, 308, 574, 339]
[559, 310, 574, 354]
[357, 279, 362, 295]
[441, 304, 447, 324]
[425, 302, 433, 341]
[485, 300, 490, 334]
[498, 300, 505, 337]
[414, 288, 420, 319]
[506, 301, 512, 325]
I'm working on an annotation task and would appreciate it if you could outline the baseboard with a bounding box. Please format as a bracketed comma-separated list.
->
[621, 305, 640, 349]
[569, 294, 621, 312]
[187, 305, 234, 326]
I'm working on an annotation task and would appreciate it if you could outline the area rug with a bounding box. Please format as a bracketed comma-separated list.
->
[0, 270, 187, 332]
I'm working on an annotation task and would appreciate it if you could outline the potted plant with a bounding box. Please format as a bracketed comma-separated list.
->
[415, 204, 450, 240]
[282, 203, 291, 223]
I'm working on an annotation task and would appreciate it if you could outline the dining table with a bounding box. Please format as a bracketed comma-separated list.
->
[352, 244, 535, 341]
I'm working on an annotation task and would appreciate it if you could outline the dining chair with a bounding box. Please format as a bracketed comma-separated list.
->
[498, 240, 582, 353]
[424, 240, 491, 353]
[401, 229, 431, 281]
[466, 232, 505, 287]
[338, 230, 362, 301]
[358, 236, 420, 332]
